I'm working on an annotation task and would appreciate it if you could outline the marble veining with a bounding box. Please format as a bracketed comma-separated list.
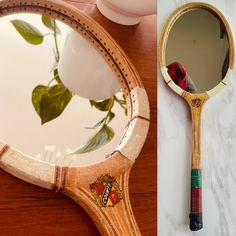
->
[158, 0, 236, 235]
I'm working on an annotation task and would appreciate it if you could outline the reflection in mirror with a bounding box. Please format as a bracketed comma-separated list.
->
[0, 13, 127, 166]
[160, 3, 235, 231]
[166, 9, 229, 93]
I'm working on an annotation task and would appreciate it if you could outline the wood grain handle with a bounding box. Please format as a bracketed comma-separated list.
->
[189, 169, 202, 231]
[184, 94, 208, 231]
[65, 170, 141, 236]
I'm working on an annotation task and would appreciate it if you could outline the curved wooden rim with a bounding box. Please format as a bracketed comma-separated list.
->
[159, 2, 235, 97]
[0, 0, 150, 188]
[159, 4, 235, 230]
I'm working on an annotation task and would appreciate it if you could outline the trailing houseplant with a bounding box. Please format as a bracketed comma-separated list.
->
[11, 16, 127, 154]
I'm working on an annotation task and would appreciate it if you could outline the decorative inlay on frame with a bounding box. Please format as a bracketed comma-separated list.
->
[90, 174, 123, 208]
[53, 166, 68, 193]
[181, 91, 208, 109]
[191, 98, 203, 108]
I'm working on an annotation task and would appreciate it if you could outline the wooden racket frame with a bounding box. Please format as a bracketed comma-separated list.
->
[159, 2, 234, 231]
[0, 0, 150, 235]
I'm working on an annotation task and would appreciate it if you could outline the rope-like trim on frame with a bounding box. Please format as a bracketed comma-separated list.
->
[53, 166, 68, 193]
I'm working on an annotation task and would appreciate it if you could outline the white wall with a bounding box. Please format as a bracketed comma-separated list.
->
[166, 9, 228, 92]
[158, 0, 236, 235]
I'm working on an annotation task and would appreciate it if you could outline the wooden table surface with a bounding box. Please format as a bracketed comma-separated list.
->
[0, 1, 157, 235]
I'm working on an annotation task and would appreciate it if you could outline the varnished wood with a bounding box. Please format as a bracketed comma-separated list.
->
[0, 0, 149, 234]
[65, 159, 141, 236]
[0, 0, 156, 235]
[182, 92, 209, 169]
[159, 2, 234, 70]
[159, 2, 235, 231]
[159, 2, 234, 171]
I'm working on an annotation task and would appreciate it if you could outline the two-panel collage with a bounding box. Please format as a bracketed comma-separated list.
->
[0, 0, 235, 235]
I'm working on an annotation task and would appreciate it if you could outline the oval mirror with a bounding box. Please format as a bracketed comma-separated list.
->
[0, 13, 126, 166]
[0, 1, 150, 235]
[159, 2, 234, 231]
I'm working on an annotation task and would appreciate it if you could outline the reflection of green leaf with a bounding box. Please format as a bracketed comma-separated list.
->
[86, 111, 115, 129]
[11, 20, 44, 45]
[117, 99, 126, 105]
[71, 125, 114, 154]
[86, 118, 106, 129]
[42, 15, 61, 34]
[32, 85, 48, 116]
[54, 69, 62, 83]
[90, 99, 114, 111]
[107, 111, 115, 123]
[32, 84, 73, 125]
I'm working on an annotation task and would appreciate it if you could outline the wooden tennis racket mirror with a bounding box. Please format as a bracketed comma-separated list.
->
[0, 0, 150, 235]
[159, 2, 234, 231]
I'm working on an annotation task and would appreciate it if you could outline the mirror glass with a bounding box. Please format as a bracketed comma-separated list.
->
[166, 8, 229, 93]
[0, 13, 128, 166]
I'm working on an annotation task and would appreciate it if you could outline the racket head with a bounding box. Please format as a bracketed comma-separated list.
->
[0, 0, 150, 189]
[159, 2, 234, 98]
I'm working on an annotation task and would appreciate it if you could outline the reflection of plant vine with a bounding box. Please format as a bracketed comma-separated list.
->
[11, 16, 127, 154]
[53, 20, 60, 63]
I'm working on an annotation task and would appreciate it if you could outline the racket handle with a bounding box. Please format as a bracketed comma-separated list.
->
[189, 169, 203, 231]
